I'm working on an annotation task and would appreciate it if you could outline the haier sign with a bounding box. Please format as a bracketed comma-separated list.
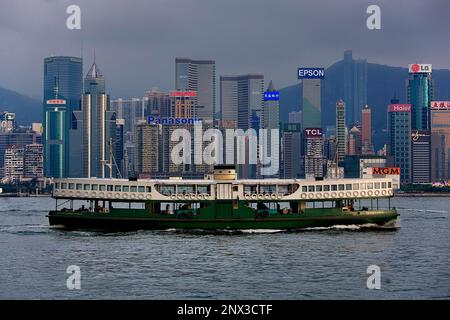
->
[298, 68, 325, 79]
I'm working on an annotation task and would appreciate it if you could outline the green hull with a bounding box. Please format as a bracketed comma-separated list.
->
[48, 201, 399, 231]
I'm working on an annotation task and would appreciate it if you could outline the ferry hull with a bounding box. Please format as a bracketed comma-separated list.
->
[47, 209, 399, 231]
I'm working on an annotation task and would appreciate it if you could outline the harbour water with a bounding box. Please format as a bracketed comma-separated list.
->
[0, 196, 449, 299]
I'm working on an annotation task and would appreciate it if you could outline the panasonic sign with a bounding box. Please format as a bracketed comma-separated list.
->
[298, 68, 325, 79]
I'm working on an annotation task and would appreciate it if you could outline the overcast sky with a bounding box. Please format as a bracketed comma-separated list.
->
[0, 0, 449, 98]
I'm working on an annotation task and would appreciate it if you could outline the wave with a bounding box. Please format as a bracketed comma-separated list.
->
[397, 207, 448, 214]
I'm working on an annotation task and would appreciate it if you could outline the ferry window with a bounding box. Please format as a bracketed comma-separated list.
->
[138, 186, 145, 192]
[308, 185, 315, 192]
[331, 185, 337, 191]
[346, 184, 352, 190]
[76, 184, 82, 190]
[197, 185, 210, 194]
[302, 186, 307, 192]
[375, 182, 381, 189]
[382, 182, 387, 189]
[92, 184, 98, 191]
[360, 183, 366, 190]
[353, 183, 359, 190]
[159, 185, 175, 195]
[388, 182, 391, 188]
[278, 185, 289, 195]
[55, 183, 60, 189]
[83, 184, 91, 191]
[178, 185, 194, 194]
[316, 185, 323, 192]
[61, 183, 67, 189]
[367, 183, 373, 189]
[130, 186, 137, 192]
[324, 185, 330, 192]
[244, 185, 257, 194]
[107, 185, 113, 192]
[338, 184, 345, 191]
[69, 183, 75, 190]
[115, 186, 121, 192]
[100, 185, 106, 191]
[123, 186, 129, 192]
[290, 184, 300, 193]
[146, 187, 151, 193]
[261, 185, 276, 193]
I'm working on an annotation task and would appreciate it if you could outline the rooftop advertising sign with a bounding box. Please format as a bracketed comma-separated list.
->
[388, 104, 411, 112]
[147, 116, 202, 125]
[304, 128, 323, 138]
[408, 64, 432, 74]
[372, 167, 400, 175]
[264, 91, 280, 101]
[298, 68, 325, 79]
[430, 101, 450, 110]
[46, 99, 66, 105]
[169, 91, 197, 97]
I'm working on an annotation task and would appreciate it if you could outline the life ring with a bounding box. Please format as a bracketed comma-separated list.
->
[177, 194, 183, 200]
[360, 191, 366, 197]
[138, 194, 144, 200]
[170, 194, 176, 200]
[353, 191, 359, 197]
[382, 190, 387, 196]
[323, 193, 329, 198]
[146, 194, 152, 200]
[338, 192, 344, 198]
[271, 194, 277, 200]
[346, 192, 352, 197]
[368, 190, 373, 196]
[277, 194, 283, 199]
[264, 194, 271, 200]
[185, 194, 191, 200]
[244, 194, 250, 200]
[91, 191, 97, 197]
[115, 193, 120, 199]
[301, 193, 307, 199]
[123, 193, 129, 199]
[258, 194, 264, 200]
[251, 194, 257, 200]
[316, 193, 322, 198]
[331, 192, 337, 198]
[130, 193, 136, 199]
[99, 192, 105, 198]
[308, 193, 314, 199]
[374, 190, 380, 196]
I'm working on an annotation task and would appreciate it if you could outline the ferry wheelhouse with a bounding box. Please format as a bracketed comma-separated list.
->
[48, 166, 399, 230]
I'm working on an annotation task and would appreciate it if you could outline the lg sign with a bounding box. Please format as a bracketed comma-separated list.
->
[408, 64, 432, 74]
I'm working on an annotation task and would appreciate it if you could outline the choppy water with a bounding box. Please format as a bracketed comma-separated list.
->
[0, 196, 449, 299]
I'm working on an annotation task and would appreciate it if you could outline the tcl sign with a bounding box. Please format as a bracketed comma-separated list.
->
[304, 128, 322, 138]
[372, 167, 400, 175]
[408, 64, 432, 74]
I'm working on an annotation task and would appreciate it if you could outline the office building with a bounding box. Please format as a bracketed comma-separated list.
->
[343, 50, 367, 124]
[3, 146, 24, 182]
[144, 88, 171, 118]
[347, 125, 362, 155]
[261, 81, 280, 178]
[220, 74, 264, 130]
[430, 101, 450, 181]
[302, 78, 321, 129]
[0, 112, 16, 133]
[407, 64, 433, 131]
[281, 123, 303, 179]
[387, 102, 411, 184]
[23, 144, 44, 179]
[43, 56, 83, 178]
[134, 123, 160, 175]
[304, 128, 324, 179]
[411, 130, 431, 184]
[175, 58, 216, 120]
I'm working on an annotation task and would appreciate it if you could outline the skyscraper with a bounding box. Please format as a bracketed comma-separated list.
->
[281, 123, 303, 179]
[43, 56, 82, 178]
[175, 58, 216, 120]
[387, 101, 411, 184]
[343, 50, 367, 125]
[430, 101, 450, 181]
[407, 64, 433, 130]
[220, 74, 264, 131]
[348, 125, 362, 155]
[304, 128, 324, 179]
[134, 123, 160, 175]
[261, 81, 280, 178]
[302, 78, 321, 129]
[335, 99, 347, 163]
[361, 105, 373, 154]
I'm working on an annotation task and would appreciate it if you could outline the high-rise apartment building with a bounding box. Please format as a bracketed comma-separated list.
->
[304, 128, 324, 179]
[335, 99, 347, 163]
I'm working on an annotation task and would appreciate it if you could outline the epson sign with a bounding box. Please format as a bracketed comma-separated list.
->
[298, 68, 325, 79]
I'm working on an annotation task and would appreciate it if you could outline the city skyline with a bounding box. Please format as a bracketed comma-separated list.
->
[1, 0, 450, 98]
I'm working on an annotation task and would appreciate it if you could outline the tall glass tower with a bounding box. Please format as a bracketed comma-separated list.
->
[407, 65, 433, 130]
[43, 56, 82, 178]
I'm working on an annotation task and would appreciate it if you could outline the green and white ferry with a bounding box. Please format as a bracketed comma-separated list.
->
[47, 166, 399, 230]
